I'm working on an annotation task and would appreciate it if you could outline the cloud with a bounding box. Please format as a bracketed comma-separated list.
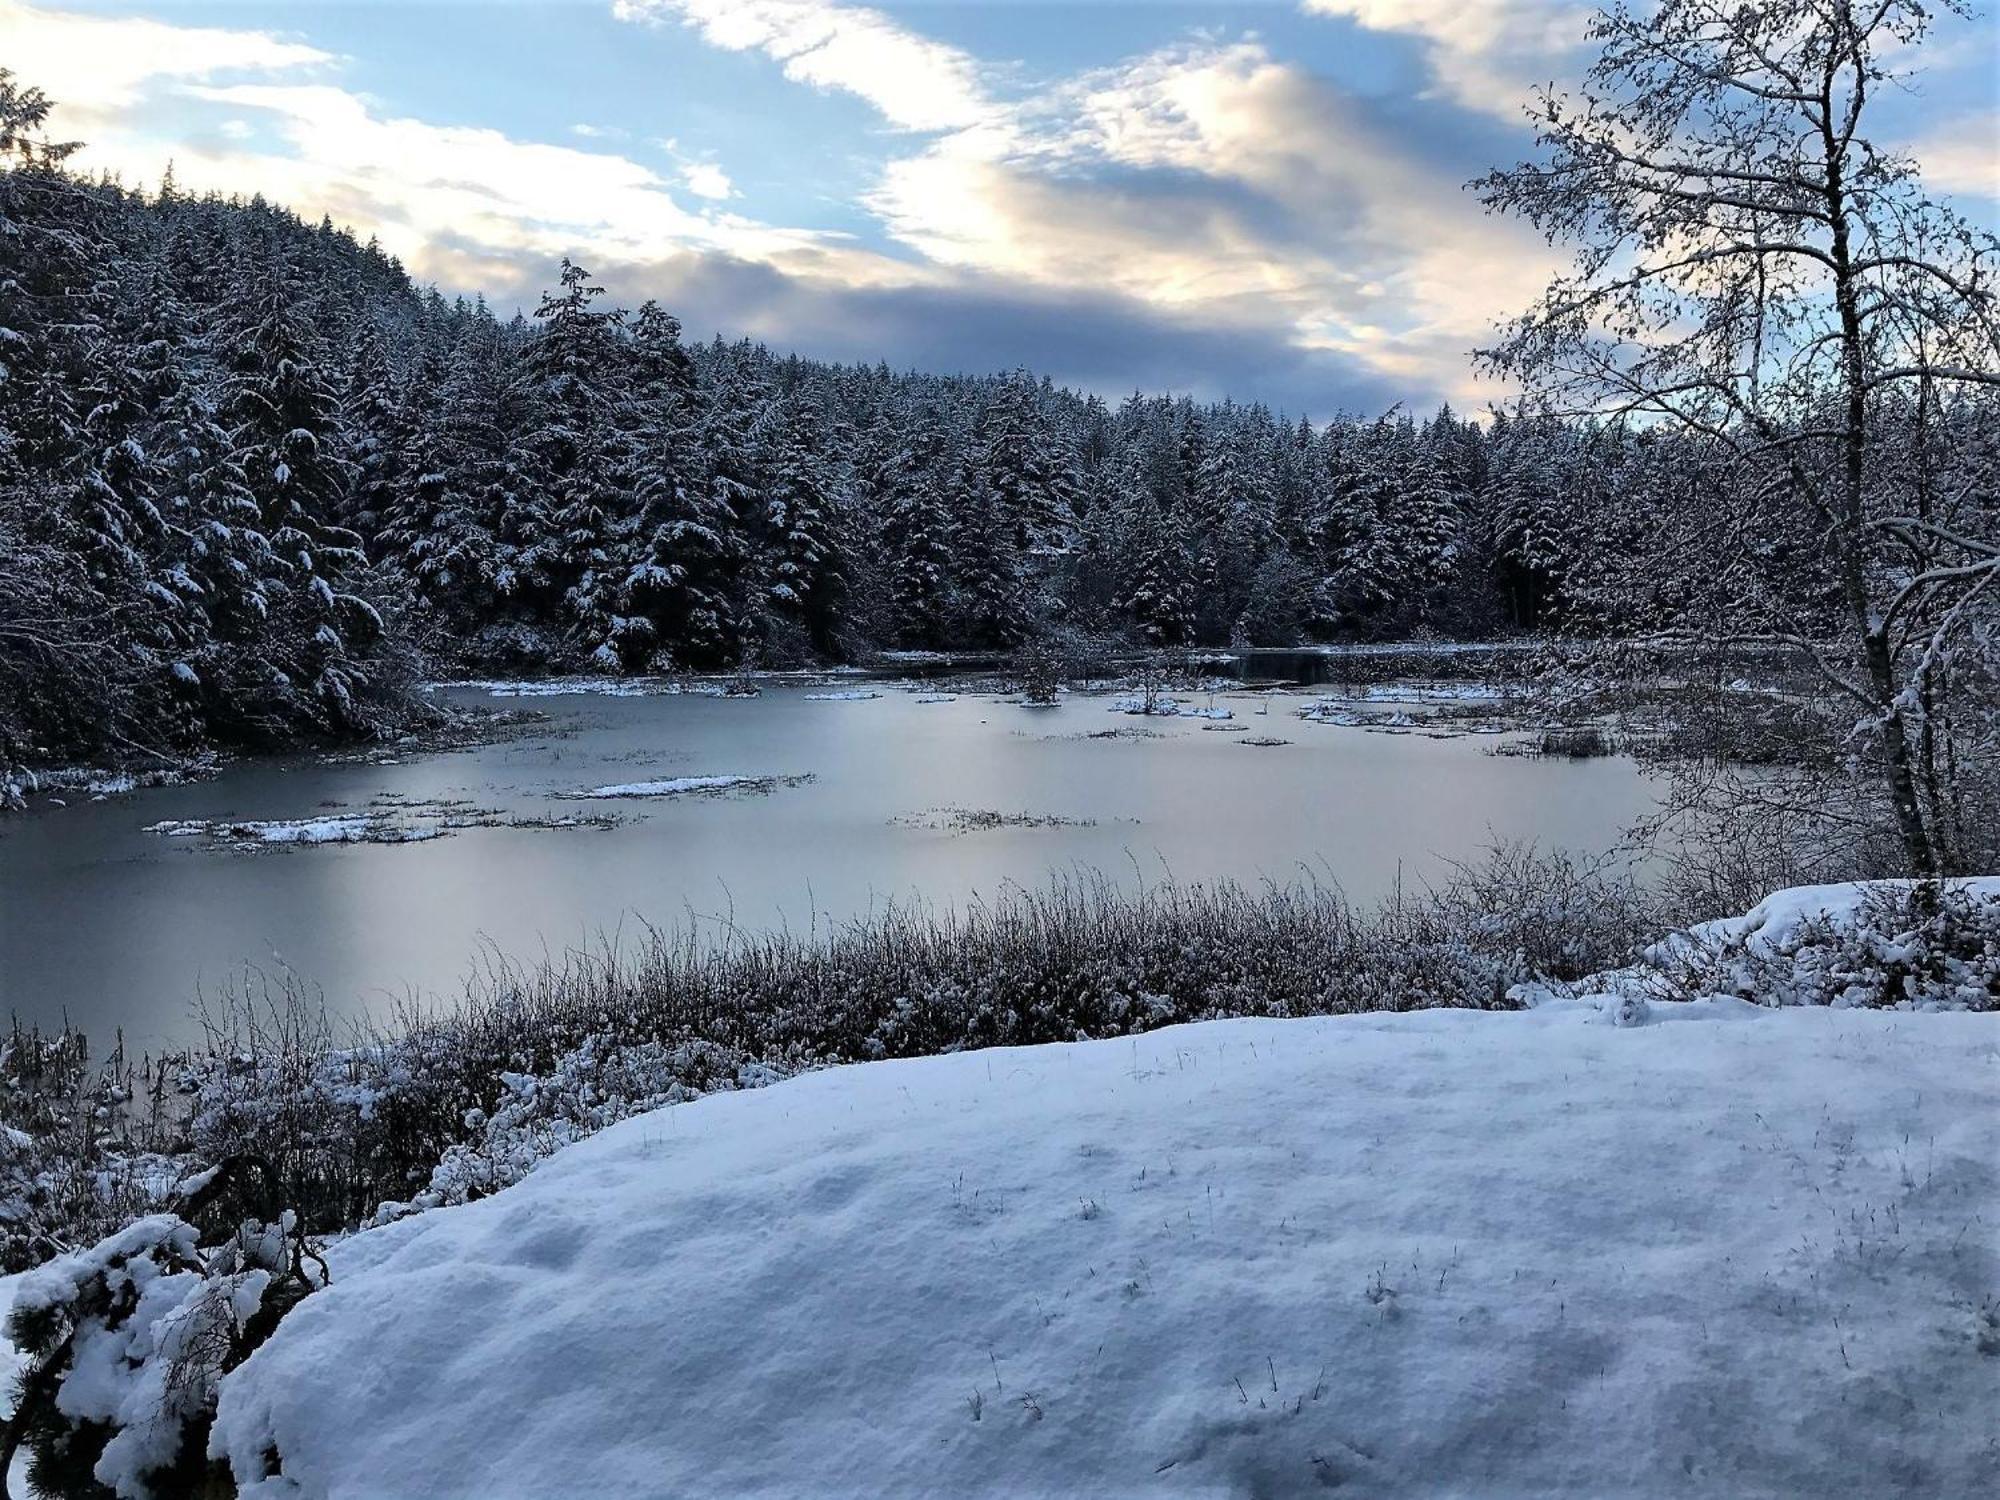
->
[1300, 0, 1589, 120]
[868, 39, 1558, 404]
[591, 250, 1413, 415]
[680, 161, 734, 200]
[612, 0, 991, 132]
[166, 84, 829, 273]
[1904, 109, 2000, 199]
[0, 0, 330, 129]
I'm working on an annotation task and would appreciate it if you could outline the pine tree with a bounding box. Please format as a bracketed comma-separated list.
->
[950, 457, 1023, 648]
[619, 302, 744, 670]
[510, 259, 627, 659]
[762, 394, 846, 657]
[888, 473, 953, 650]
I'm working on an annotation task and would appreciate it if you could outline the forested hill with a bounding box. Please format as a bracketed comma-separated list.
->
[2, 73, 1622, 764]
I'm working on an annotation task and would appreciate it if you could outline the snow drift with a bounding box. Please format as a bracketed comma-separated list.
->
[209, 1000, 1998, 1498]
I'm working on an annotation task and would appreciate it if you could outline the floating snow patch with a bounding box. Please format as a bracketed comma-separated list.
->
[1109, 695, 1233, 720]
[209, 1003, 1999, 1499]
[144, 815, 388, 847]
[1295, 700, 1431, 731]
[138, 798, 599, 849]
[560, 773, 813, 800]
[802, 689, 883, 701]
[891, 807, 1102, 833]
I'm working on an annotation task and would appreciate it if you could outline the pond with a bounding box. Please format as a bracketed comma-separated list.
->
[0, 681, 1661, 1050]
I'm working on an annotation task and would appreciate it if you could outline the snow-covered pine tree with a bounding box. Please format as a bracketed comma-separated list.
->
[761, 392, 847, 658]
[885, 413, 955, 649]
[950, 452, 1024, 649]
[619, 301, 745, 670]
[508, 259, 627, 663]
[222, 248, 379, 731]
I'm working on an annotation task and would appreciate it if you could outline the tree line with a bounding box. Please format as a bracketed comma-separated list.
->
[3, 68, 1655, 764]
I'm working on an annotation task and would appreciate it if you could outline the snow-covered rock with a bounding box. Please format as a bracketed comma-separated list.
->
[210, 1003, 1999, 1498]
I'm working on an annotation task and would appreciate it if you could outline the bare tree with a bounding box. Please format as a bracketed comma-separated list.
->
[1478, 0, 2000, 875]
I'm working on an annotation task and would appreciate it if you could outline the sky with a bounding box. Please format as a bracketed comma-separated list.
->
[5, 0, 1996, 418]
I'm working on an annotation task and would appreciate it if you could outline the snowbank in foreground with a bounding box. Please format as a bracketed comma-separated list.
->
[212, 1003, 1998, 1499]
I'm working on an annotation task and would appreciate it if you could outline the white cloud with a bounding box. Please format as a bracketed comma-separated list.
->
[0, 0, 329, 127]
[1905, 109, 2000, 199]
[680, 161, 735, 199]
[1300, 0, 1589, 119]
[869, 39, 1558, 403]
[612, 0, 991, 132]
[173, 82, 851, 280]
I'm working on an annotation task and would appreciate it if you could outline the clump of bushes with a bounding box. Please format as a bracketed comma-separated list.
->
[1646, 881, 2000, 1010]
[1534, 724, 1615, 758]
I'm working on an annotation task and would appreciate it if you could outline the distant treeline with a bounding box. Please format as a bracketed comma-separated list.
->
[0, 73, 1737, 761]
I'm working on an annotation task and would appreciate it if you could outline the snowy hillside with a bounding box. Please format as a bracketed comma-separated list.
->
[210, 999, 1999, 1498]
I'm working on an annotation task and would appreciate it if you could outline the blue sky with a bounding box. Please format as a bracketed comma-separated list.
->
[8, 0, 1996, 417]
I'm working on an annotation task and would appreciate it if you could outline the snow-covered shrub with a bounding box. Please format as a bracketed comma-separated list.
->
[374, 1035, 771, 1221]
[0, 1028, 189, 1274]
[1010, 637, 1062, 704]
[5, 1208, 325, 1499]
[1644, 880, 2000, 1010]
[1425, 842, 1660, 983]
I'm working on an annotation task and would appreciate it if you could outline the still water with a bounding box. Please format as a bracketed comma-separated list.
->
[0, 682, 1659, 1049]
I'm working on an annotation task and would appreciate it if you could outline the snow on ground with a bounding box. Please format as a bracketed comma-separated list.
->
[4, 762, 210, 811]
[0, 1270, 26, 1497]
[803, 689, 884, 701]
[213, 1001, 1997, 1499]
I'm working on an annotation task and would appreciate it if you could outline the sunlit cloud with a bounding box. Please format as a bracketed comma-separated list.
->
[0, 0, 330, 130]
[612, 0, 993, 132]
[869, 38, 1559, 404]
[5, 0, 1592, 409]
[1905, 108, 2000, 199]
[679, 161, 735, 200]
[1300, 0, 1589, 120]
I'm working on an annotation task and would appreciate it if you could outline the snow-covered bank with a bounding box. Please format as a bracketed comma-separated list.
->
[212, 1002, 1997, 1499]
